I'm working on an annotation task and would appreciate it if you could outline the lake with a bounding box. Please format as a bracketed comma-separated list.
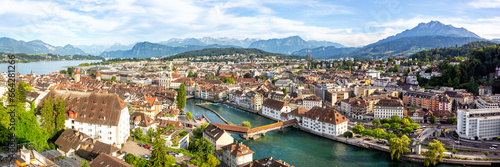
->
[0, 60, 102, 75]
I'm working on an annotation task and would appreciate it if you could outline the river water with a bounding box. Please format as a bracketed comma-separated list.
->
[0, 60, 102, 75]
[185, 98, 454, 167]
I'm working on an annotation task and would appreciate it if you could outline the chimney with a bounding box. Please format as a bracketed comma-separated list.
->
[112, 143, 117, 147]
[90, 144, 94, 149]
[75, 131, 79, 136]
[79, 135, 83, 140]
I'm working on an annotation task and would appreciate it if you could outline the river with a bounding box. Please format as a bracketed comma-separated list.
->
[185, 98, 455, 167]
[0, 60, 102, 75]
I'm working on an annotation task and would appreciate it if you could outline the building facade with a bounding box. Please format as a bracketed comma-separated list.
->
[456, 109, 500, 140]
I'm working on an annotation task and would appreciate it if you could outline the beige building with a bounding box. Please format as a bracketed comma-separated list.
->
[221, 142, 254, 167]
[203, 124, 234, 150]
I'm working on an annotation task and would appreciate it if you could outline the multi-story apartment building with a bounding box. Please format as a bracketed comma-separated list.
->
[247, 91, 263, 111]
[262, 99, 291, 121]
[221, 142, 254, 167]
[475, 95, 500, 109]
[339, 97, 368, 120]
[298, 95, 322, 110]
[40, 90, 130, 148]
[403, 91, 439, 111]
[374, 99, 404, 119]
[300, 107, 349, 136]
[456, 108, 500, 140]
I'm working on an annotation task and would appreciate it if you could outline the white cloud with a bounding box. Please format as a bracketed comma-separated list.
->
[469, 0, 500, 8]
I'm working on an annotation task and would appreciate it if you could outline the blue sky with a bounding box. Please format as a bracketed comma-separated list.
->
[0, 0, 499, 47]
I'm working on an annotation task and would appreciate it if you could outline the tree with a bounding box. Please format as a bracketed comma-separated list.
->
[382, 123, 391, 129]
[352, 125, 365, 134]
[372, 128, 387, 141]
[381, 118, 391, 124]
[193, 123, 209, 139]
[391, 115, 401, 123]
[189, 137, 215, 156]
[372, 119, 381, 127]
[188, 71, 194, 77]
[111, 76, 116, 82]
[389, 136, 410, 160]
[177, 83, 187, 111]
[402, 127, 413, 134]
[404, 115, 414, 123]
[430, 116, 437, 124]
[244, 73, 252, 78]
[242, 121, 252, 128]
[40, 96, 54, 136]
[401, 118, 410, 125]
[485, 151, 490, 156]
[150, 129, 170, 167]
[282, 88, 288, 95]
[446, 117, 457, 124]
[133, 127, 143, 140]
[343, 131, 353, 138]
[55, 97, 66, 132]
[390, 122, 401, 131]
[186, 111, 193, 120]
[16, 81, 28, 104]
[80, 160, 90, 167]
[423, 139, 447, 166]
[385, 132, 397, 141]
[214, 94, 219, 101]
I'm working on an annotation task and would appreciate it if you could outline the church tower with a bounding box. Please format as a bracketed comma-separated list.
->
[160, 62, 173, 89]
[74, 68, 81, 82]
[96, 71, 101, 81]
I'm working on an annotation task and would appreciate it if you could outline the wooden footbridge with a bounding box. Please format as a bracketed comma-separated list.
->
[213, 119, 297, 140]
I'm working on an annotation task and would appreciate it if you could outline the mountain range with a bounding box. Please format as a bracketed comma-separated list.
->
[99, 42, 236, 58]
[0, 20, 497, 59]
[321, 20, 487, 59]
[0, 37, 86, 55]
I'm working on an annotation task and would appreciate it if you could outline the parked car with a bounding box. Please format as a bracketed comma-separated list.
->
[473, 143, 479, 147]
[490, 146, 497, 150]
[144, 145, 151, 149]
[144, 155, 150, 160]
[176, 153, 184, 157]
[494, 152, 499, 155]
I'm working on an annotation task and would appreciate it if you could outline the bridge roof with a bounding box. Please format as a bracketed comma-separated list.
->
[213, 123, 249, 133]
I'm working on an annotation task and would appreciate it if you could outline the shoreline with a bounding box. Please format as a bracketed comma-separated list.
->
[194, 98, 498, 166]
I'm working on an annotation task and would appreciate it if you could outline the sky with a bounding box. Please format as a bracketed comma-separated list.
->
[0, 0, 499, 47]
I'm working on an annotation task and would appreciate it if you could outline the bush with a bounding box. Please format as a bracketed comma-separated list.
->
[242, 121, 252, 128]
[186, 111, 193, 120]
[484, 151, 490, 156]
[343, 131, 353, 138]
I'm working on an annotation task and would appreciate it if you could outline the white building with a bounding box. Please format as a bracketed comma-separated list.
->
[301, 95, 322, 110]
[300, 107, 349, 136]
[203, 124, 234, 150]
[475, 96, 500, 109]
[262, 99, 291, 121]
[130, 112, 157, 135]
[374, 99, 404, 119]
[456, 108, 500, 140]
[41, 90, 130, 148]
[221, 142, 254, 167]
[365, 69, 380, 79]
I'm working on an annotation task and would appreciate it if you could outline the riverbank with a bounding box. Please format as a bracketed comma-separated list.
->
[202, 99, 499, 166]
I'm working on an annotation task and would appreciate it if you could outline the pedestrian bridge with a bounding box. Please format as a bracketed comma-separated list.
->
[213, 119, 297, 140]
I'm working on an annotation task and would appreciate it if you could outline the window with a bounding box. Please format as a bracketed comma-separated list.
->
[72, 120, 75, 124]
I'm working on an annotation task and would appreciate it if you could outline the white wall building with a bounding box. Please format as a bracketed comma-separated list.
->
[374, 99, 404, 119]
[42, 90, 130, 148]
[456, 109, 500, 140]
[221, 142, 254, 167]
[262, 99, 291, 121]
[300, 107, 349, 136]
